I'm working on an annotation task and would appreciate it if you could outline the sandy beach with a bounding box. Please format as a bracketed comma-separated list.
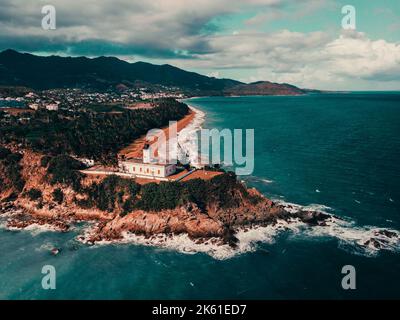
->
[119, 108, 196, 159]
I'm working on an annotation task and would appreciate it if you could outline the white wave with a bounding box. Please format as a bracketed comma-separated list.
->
[273, 199, 333, 214]
[4, 197, 397, 261]
[158, 105, 206, 168]
[243, 175, 274, 185]
[35, 242, 56, 252]
[274, 198, 400, 257]
[234, 219, 304, 253]
[0, 221, 7, 230]
[301, 218, 400, 257]
[77, 218, 304, 260]
[260, 178, 274, 184]
[73, 196, 400, 259]
[78, 227, 238, 260]
[7, 223, 63, 235]
[177, 106, 206, 167]
[0, 208, 70, 235]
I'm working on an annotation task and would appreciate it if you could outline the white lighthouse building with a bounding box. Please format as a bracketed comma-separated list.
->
[143, 144, 152, 163]
[118, 144, 176, 180]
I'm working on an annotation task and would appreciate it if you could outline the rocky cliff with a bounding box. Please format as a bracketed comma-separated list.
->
[0, 148, 331, 247]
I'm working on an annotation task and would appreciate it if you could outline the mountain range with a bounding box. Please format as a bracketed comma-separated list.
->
[0, 49, 306, 96]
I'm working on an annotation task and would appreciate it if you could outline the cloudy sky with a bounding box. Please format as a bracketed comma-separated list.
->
[1, 0, 399, 90]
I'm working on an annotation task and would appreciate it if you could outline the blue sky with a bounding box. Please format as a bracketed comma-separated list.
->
[0, 0, 399, 90]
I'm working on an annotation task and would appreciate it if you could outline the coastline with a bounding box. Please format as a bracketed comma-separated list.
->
[119, 107, 198, 159]
[1, 98, 400, 260]
[118, 103, 205, 166]
[175, 105, 206, 167]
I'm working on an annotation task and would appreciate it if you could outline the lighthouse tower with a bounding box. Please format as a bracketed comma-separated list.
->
[143, 143, 151, 163]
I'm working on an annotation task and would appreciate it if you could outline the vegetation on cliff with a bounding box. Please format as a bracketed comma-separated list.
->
[0, 147, 25, 194]
[56, 172, 263, 215]
[46, 155, 85, 191]
[135, 172, 261, 212]
[80, 175, 140, 213]
[0, 98, 188, 163]
[26, 188, 42, 201]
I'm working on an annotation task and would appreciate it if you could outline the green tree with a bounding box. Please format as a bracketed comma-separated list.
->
[27, 188, 42, 201]
[52, 188, 64, 204]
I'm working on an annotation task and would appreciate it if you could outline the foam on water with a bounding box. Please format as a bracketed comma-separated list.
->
[2, 193, 399, 261]
[0, 209, 70, 235]
[79, 226, 238, 260]
[7, 223, 64, 235]
[35, 242, 57, 252]
[276, 199, 400, 257]
[159, 105, 206, 167]
[76, 218, 312, 260]
[242, 175, 274, 185]
[70, 190, 400, 260]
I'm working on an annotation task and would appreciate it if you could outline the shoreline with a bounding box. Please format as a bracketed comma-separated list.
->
[2, 100, 400, 260]
[175, 105, 206, 167]
[119, 107, 198, 160]
[3, 195, 399, 260]
[118, 103, 206, 166]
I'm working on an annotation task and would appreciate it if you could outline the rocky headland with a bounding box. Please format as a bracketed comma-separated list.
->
[0, 148, 334, 248]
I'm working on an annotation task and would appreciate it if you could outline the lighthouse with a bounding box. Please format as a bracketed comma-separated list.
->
[118, 143, 176, 179]
[143, 143, 151, 163]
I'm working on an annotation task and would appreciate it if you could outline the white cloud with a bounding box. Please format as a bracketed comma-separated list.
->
[0, 0, 399, 89]
[165, 30, 400, 90]
[207, 71, 220, 78]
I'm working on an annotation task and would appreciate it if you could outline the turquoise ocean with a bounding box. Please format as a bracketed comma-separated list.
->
[1, 93, 399, 299]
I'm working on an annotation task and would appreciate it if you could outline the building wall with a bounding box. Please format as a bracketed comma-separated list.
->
[46, 104, 59, 111]
[165, 164, 176, 176]
[119, 161, 176, 178]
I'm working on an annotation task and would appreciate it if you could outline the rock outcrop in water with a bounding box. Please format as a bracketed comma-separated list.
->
[71, 198, 331, 247]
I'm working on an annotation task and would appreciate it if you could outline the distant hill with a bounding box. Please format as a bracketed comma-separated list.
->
[0, 49, 306, 96]
[224, 81, 304, 96]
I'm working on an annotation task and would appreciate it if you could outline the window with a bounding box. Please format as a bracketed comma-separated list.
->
[157, 170, 160, 175]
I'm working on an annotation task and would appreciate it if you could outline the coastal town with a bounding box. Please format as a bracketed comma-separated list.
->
[0, 86, 186, 113]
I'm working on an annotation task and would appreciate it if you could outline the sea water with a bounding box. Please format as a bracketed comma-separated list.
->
[1, 93, 399, 299]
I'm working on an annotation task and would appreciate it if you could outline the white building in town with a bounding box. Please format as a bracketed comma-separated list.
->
[118, 144, 176, 179]
[46, 103, 59, 111]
